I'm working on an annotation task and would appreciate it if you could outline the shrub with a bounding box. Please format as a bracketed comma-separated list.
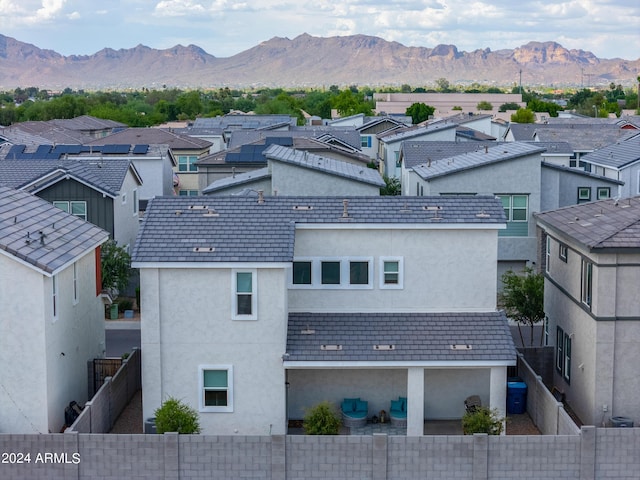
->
[117, 298, 134, 312]
[462, 406, 504, 435]
[303, 401, 341, 435]
[154, 397, 201, 434]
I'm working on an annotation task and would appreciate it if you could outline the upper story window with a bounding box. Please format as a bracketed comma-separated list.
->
[578, 187, 591, 204]
[361, 136, 372, 148]
[497, 194, 528, 237]
[321, 261, 341, 285]
[73, 262, 79, 305]
[597, 187, 610, 200]
[545, 236, 551, 273]
[349, 261, 369, 285]
[132, 189, 139, 215]
[51, 274, 59, 322]
[121, 192, 127, 205]
[559, 244, 568, 263]
[379, 257, 404, 289]
[232, 270, 257, 320]
[291, 258, 373, 289]
[199, 365, 233, 413]
[178, 189, 199, 196]
[555, 326, 571, 383]
[53, 201, 87, 221]
[581, 259, 593, 308]
[178, 155, 198, 172]
[292, 261, 312, 285]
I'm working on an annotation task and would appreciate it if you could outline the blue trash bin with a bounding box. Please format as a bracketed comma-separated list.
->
[507, 381, 527, 414]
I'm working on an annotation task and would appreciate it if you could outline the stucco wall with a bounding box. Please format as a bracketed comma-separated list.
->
[289, 227, 498, 313]
[140, 267, 288, 435]
[112, 171, 141, 249]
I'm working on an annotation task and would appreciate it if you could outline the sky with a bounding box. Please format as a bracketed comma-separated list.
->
[0, 0, 638, 60]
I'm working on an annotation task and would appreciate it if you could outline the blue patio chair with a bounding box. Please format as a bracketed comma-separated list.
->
[341, 397, 368, 428]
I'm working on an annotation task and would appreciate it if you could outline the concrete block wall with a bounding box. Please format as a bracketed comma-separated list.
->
[558, 407, 581, 435]
[594, 428, 640, 479]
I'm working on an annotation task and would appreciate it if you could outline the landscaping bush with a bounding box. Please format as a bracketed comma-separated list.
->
[154, 397, 201, 434]
[303, 401, 341, 435]
[462, 406, 504, 435]
[117, 298, 134, 312]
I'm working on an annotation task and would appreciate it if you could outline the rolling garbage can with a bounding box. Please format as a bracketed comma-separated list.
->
[611, 416, 634, 428]
[110, 303, 119, 320]
[507, 381, 527, 414]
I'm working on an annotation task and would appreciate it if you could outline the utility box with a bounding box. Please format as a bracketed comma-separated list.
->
[507, 381, 527, 414]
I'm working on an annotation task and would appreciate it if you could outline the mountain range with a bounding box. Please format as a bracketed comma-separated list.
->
[1, 33, 638, 91]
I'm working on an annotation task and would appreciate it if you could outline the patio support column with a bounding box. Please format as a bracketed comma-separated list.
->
[489, 366, 507, 435]
[407, 367, 425, 436]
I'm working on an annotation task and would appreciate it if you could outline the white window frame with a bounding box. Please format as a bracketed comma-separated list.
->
[556, 326, 564, 372]
[132, 189, 139, 216]
[198, 365, 233, 413]
[379, 257, 404, 289]
[498, 194, 528, 222]
[291, 258, 314, 288]
[53, 200, 87, 220]
[72, 262, 79, 305]
[577, 187, 591, 203]
[232, 269, 257, 320]
[563, 333, 571, 383]
[596, 187, 610, 200]
[290, 257, 374, 290]
[52, 274, 58, 322]
[178, 189, 199, 196]
[545, 236, 551, 273]
[559, 244, 568, 263]
[581, 259, 593, 308]
[178, 155, 198, 173]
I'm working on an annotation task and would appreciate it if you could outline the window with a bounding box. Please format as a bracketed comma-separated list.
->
[53, 201, 87, 220]
[545, 236, 551, 273]
[559, 244, 568, 262]
[544, 317, 549, 346]
[178, 155, 198, 172]
[292, 261, 312, 285]
[361, 136, 371, 148]
[73, 262, 79, 305]
[380, 257, 404, 289]
[132, 189, 139, 215]
[349, 261, 369, 285]
[597, 187, 610, 200]
[321, 261, 341, 285]
[52, 274, 58, 322]
[563, 333, 572, 382]
[199, 365, 233, 412]
[556, 327, 564, 372]
[497, 194, 529, 237]
[394, 150, 401, 168]
[232, 270, 256, 320]
[577, 187, 591, 203]
[178, 189, 199, 196]
[581, 260, 593, 308]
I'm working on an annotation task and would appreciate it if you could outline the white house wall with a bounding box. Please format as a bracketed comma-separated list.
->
[140, 267, 288, 435]
[44, 253, 105, 433]
[0, 256, 49, 433]
[112, 171, 141, 250]
[289, 228, 498, 313]
[131, 158, 171, 200]
[270, 162, 380, 196]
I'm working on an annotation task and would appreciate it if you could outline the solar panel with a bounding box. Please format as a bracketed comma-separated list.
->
[114, 144, 131, 154]
[35, 145, 53, 157]
[132, 144, 149, 154]
[265, 137, 293, 146]
[7, 145, 26, 159]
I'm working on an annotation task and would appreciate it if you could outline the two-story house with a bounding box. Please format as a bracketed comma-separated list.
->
[132, 195, 516, 436]
[0, 187, 109, 433]
[535, 197, 640, 426]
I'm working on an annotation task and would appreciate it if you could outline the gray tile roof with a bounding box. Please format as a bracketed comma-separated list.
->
[535, 196, 640, 250]
[533, 125, 636, 151]
[0, 122, 88, 145]
[455, 126, 495, 141]
[132, 195, 506, 264]
[401, 141, 496, 169]
[0, 158, 136, 196]
[541, 162, 623, 185]
[286, 312, 516, 363]
[579, 135, 640, 169]
[202, 167, 271, 194]
[412, 142, 545, 180]
[228, 127, 362, 151]
[86, 128, 212, 150]
[528, 141, 574, 155]
[264, 145, 385, 187]
[378, 123, 456, 143]
[0, 186, 109, 274]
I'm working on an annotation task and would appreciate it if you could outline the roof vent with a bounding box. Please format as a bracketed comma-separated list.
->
[293, 205, 313, 211]
[373, 344, 395, 351]
[188, 205, 208, 210]
[193, 247, 215, 253]
[202, 209, 219, 217]
[423, 205, 442, 211]
[257, 190, 265, 204]
[320, 344, 342, 351]
[476, 210, 491, 218]
[301, 328, 316, 335]
[342, 199, 350, 218]
[450, 344, 472, 350]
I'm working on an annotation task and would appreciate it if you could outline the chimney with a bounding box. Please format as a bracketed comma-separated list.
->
[257, 190, 265, 204]
[342, 199, 349, 218]
[484, 145, 489, 154]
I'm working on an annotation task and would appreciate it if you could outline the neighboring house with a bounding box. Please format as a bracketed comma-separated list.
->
[535, 196, 640, 426]
[196, 136, 371, 191]
[0, 142, 173, 210]
[403, 142, 546, 281]
[357, 116, 408, 161]
[0, 187, 109, 433]
[202, 145, 384, 196]
[378, 123, 457, 179]
[373, 92, 525, 116]
[86, 128, 212, 196]
[572, 134, 640, 199]
[0, 115, 125, 145]
[132, 195, 516, 437]
[0, 156, 142, 251]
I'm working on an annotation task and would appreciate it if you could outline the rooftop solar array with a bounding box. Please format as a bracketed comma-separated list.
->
[3, 144, 152, 160]
[225, 137, 294, 164]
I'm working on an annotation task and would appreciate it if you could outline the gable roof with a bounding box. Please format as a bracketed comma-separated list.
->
[535, 196, 640, 251]
[132, 195, 506, 265]
[378, 123, 456, 143]
[412, 142, 545, 180]
[264, 145, 384, 187]
[533, 125, 636, 151]
[579, 135, 640, 169]
[0, 187, 109, 275]
[286, 312, 516, 364]
[202, 167, 271, 194]
[401, 141, 496, 169]
[0, 158, 139, 197]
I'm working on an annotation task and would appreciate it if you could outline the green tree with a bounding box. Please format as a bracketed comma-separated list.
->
[380, 176, 401, 196]
[498, 267, 544, 346]
[510, 108, 535, 123]
[499, 102, 521, 112]
[331, 89, 373, 117]
[154, 397, 201, 434]
[303, 401, 341, 435]
[476, 101, 493, 111]
[435, 78, 451, 92]
[101, 240, 131, 296]
[405, 102, 435, 124]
